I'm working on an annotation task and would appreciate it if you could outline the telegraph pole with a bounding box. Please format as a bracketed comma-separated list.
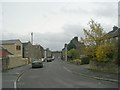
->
[31, 32, 33, 45]
[30, 32, 33, 63]
[65, 44, 67, 61]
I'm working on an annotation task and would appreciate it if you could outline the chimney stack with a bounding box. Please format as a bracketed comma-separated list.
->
[113, 26, 118, 31]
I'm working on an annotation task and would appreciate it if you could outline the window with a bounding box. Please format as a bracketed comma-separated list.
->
[16, 45, 21, 50]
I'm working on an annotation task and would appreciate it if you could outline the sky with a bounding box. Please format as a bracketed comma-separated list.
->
[0, 0, 119, 51]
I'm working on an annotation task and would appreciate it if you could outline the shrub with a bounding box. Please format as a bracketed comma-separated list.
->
[96, 43, 116, 62]
[73, 59, 81, 65]
[80, 55, 90, 64]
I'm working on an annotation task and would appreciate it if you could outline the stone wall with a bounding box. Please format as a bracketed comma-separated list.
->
[7, 55, 28, 69]
[89, 60, 119, 73]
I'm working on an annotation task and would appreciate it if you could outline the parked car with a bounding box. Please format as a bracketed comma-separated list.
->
[32, 59, 43, 68]
[47, 58, 52, 62]
[51, 56, 55, 61]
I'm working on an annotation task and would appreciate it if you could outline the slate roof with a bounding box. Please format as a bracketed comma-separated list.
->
[22, 41, 33, 48]
[0, 39, 21, 45]
[107, 26, 120, 38]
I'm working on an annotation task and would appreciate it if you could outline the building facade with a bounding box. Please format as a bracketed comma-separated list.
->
[61, 44, 67, 61]
[45, 48, 52, 58]
[32, 45, 44, 60]
[0, 39, 23, 57]
[0, 39, 27, 69]
[22, 41, 33, 63]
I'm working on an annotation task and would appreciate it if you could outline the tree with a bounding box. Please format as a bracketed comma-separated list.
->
[81, 20, 108, 59]
[96, 43, 116, 62]
[67, 48, 80, 60]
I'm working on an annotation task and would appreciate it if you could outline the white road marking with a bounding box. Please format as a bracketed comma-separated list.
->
[14, 72, 25, 89]
[63, 66, 72, 73]
[14, 81, 17, 89]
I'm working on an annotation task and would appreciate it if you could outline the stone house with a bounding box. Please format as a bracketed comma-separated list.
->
[107, 26, 119, 45]
[61, 44, 67, 61]
[0, 39, 27, 69]
[22, 41, 33, 63]
[32, 45, 44, 60]
[52, 51, 62, 59]
[67, 37, 85, 55]
[0, 39, 23, 57]
[22, 41, 45, 62]
[0, 47, 13, 71]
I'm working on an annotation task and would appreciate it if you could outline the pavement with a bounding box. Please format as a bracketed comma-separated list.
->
[62, 61, 119, 83]
[2, 59, 119, 88]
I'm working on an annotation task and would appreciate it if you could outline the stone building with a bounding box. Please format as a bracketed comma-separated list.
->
[32, 45, 44, 60]
[22, 41, 44, 62]
[61, 44, 67, 61]
[22, 41, 33, 63]
[67, 37, 85, 55]
[52, 51, 62, 59]
[0, 39, 23, 57]
[45, 48, 52, 58]
[107, 26, 119, 44]
[0, 39, 27, 69]
[0, 46, 13, 71]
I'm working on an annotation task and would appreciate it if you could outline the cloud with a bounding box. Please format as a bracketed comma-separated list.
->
[1, 2, 118, 51]
[33, 32, 72, 50]
[62, 24, 84, 38]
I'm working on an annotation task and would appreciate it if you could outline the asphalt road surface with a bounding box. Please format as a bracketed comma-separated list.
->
[17, 58, 118, 88]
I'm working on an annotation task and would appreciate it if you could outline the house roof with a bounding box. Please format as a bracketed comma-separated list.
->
[0, 39, 21, 45]
[0, 46, 13, 55]
[22, 41, 32, 48]
[107, 26, 120, 38]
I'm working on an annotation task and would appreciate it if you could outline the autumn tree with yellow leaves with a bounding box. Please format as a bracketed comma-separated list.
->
[81, 20, 116, 62]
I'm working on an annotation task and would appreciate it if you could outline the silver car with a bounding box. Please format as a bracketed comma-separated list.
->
[32, 59, 43, 68]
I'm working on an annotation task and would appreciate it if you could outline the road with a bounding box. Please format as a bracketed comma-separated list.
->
[17, 58, 118, 88]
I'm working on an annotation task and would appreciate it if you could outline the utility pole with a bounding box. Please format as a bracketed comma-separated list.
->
[30, 32, 33, 63]
[44, 49, 47, 59]
[65, 44, 67, 61]
[31, 32, 33, 45]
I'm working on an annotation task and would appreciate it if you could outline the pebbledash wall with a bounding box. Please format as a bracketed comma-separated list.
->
[7, 55, 28, 69]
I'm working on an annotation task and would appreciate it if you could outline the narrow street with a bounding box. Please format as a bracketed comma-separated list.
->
[1, 1, 120, 90]
[16, 58, 118, 88]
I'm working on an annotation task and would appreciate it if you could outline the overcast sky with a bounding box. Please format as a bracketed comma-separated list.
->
[0, 0, 119, 51]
